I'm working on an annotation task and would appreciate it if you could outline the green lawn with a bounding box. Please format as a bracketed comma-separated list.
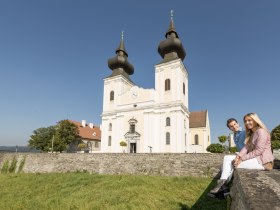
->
[0, 173, 226, 210]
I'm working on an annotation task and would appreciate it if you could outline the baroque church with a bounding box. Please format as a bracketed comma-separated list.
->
[100, 15, 211, 153]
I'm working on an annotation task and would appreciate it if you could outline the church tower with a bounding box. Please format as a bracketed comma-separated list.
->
[156, 11, 188, 108]
[155, 11, 190, 152]
[101, 32, 135, 152]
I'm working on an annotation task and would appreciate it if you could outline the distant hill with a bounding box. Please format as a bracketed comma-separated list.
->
[0, 146, 40, 153]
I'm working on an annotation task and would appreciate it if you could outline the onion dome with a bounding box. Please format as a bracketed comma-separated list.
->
[158, 10, 186, 62]
[108, 31, 134, 79]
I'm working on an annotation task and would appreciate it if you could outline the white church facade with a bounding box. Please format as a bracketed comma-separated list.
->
[101, 16, 210, 153]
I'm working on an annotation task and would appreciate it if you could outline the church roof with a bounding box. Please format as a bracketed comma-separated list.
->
[68, 120, 101, 141]
[189, 110, 207, 128]
[107, 32, 134, 78]
[157, 11, 186, 63]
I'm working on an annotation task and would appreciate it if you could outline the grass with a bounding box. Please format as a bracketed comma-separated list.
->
[0, 173, 226, 210]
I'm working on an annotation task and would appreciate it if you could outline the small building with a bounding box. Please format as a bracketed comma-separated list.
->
[68, 120, 101, 153]
[189, 110, 211, 153]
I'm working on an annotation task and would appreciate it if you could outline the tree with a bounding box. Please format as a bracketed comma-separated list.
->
[218, 135, 227, 145]
[54, 120, 79, 152]
[28, 126, 56, 152]
[271, 124, 280, 150]
[206, 143, 225, 153]
[78, 142, 87, 151]
[120, 141, 127, 153]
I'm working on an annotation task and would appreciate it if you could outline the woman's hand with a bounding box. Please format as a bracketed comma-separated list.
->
[233, 156, 242, 168]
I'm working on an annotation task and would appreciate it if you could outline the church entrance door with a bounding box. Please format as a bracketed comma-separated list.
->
[130, 143, 136, 153]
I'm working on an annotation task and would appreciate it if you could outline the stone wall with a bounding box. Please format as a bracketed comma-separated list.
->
[0, 153, 224, 177]
[230, 162, 280, 210]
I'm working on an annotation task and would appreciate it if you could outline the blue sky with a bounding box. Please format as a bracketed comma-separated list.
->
[1, 0, 280, 146]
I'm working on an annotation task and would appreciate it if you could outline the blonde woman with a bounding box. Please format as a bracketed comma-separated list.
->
[233, 113, 274, 170]
[208, 113, 274, 198]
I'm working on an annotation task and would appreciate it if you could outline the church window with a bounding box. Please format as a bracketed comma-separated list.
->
[166, 132, 170, 145]
[166, 117, 170, 126]
[185, 133, 187, 146]
[184, 119, 186, 128]
[130, 124, 135, 133]
[195, 134, 199, 145]
[108, 136, 112, 146]
[109, 123, 112, 131]
[165, 79, 171, 91]
[110, 91, 114, 101]
[183, 82, 185, 95]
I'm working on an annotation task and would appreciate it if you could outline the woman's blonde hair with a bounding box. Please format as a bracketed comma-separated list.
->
[243, 113, 269, 145]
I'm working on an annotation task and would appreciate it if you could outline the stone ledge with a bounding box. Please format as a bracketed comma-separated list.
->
[230, 160, 280, 210]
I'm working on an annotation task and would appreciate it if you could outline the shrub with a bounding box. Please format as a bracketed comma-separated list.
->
[206, 143, 225, 153]
[120, 141, 127, 147]
[18, 156, 26, 173]
[78, 143, 87, 150]
[272, 140, 280, 150]
[229, 146, 237, 153]
[8, 157, 17, 173]
[1, 160, 9, 174]
[271, 124, 280, 150]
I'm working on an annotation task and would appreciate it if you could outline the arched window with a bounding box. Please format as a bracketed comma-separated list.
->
[166, 117, 170, 126]
[195, 134, 199, 145]
[183, 82, 185, 95]
[109, 123, 112, 131]
[108, 136, 112, 146]
[165, 79, 171, 91]
[166, 132, 170, 145]
[110, 91, 114, 101]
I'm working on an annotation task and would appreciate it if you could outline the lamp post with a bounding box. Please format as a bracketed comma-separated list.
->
[51, 134, 54, 153]
[148, 146, 152, 153]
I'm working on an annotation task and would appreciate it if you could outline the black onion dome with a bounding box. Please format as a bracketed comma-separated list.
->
[158, 19, 186, 62]
[108, 38, 134, 75]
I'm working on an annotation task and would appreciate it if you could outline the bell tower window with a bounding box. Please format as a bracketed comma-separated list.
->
[110, 91, 114, 101]
[166, 117, 171, 126]
[165, 79, 171, 91]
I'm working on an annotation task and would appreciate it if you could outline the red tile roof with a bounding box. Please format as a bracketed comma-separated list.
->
[68, 120, 101, 141]
[189, 110, 207, 128]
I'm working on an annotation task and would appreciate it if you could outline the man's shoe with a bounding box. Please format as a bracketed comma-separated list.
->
[207, 191, 225, 200]
[210, 179, 226, 194]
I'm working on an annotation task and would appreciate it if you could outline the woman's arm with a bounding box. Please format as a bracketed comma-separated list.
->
[240, 128, 267, 161]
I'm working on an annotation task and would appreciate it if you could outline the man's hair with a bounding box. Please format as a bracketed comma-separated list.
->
[226, 118, 237, 128]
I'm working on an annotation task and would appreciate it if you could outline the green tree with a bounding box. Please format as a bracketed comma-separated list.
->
[218, 135, 227, 145]
[206, 143, 225, 153]
[54, 120, 79, 152]
[271, 124, 280, 150]
[120, 141, 127, 153]
[28, 126, 56, 152]
[78, 142, 87, 151]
